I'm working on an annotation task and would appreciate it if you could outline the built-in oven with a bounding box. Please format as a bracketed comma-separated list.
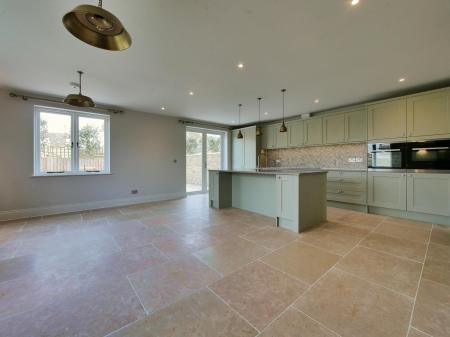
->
[406, 140, 450, 170]
[368, 143, 407, 170]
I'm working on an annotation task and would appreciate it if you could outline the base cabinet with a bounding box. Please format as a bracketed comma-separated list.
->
[209, 171, 232, 208]
[327, 171, 367, 205]
[276, 175, 299, 232]
[368, 172, 407, 210]
[407, 173, 450, 216]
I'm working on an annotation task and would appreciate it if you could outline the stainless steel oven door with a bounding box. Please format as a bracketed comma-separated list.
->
[368, 143, 407, 169]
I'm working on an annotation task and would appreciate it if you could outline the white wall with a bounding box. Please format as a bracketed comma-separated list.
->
[0, 90, 186, 220]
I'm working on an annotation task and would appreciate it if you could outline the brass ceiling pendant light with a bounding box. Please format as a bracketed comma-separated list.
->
[237, 104, 244, 139]
[64, 71, 95, 107]
[63, 0, 132, 51]
[279, 89, 288, 133]
[256, 97, 263, 136]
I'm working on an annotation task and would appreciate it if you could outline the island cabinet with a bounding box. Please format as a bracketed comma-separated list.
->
[209, 171, 232, 208]
[367, 172, 407, 210]
[287, 120, 304, 147]
[406, 173, 450, 216]
[232, 126, 258, 170]
[276, 175, 299, 231]
[367, 98, 407, 142]
[407, 88, 450, 140]
[304, 117, 323, 146]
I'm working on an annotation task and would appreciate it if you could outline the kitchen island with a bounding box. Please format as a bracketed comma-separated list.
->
[208, 169, 327, 233]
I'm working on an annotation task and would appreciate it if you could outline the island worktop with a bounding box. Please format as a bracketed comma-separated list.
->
[209, 169, 327, 233]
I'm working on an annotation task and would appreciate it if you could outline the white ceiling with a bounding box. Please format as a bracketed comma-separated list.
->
[1, 0, 449, 125]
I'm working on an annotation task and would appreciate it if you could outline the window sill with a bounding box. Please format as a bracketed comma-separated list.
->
[31, 172, 112, 177]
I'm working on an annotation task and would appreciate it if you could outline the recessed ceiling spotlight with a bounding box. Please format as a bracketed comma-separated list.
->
[314, 99, 320, 103]
[161, 106, 166, 110]
[237, 63, 244, 68]
[351, 0, 360, 6]
[398, 77, 406, 82]
[264, 112, 269, 115]
[231, 120, 236, 123]
[189, 91, 194, 96]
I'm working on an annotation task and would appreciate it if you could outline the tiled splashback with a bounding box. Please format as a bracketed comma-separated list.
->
[266, 143, 367, 169]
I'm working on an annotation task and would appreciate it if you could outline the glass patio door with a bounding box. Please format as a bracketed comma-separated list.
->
[186, 128, 224, 194]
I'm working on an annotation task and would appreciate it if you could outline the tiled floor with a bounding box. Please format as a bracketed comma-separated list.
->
[0, 195, 449, 337]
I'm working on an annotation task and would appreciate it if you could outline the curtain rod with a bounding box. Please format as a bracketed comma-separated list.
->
[9, 92, 124, 114]
[178, 119, 231, 130]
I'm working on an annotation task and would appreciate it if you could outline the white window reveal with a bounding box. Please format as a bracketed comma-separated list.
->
[34, 105, 110, 176]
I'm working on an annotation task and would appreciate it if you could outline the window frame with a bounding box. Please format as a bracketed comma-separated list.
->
[33, 105, 110, 176]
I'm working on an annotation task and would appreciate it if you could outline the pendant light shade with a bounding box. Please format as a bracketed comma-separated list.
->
[279, 89, 287, 133]
[63, 0, 132, 51]
[256, 97, 263, 136]
[64, 71, 95, 107]
[237, 104, 244, 139]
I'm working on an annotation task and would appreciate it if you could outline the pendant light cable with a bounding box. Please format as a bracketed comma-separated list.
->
[280, 89, 287, 132]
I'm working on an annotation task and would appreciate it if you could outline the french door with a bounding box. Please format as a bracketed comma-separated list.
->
[186, 127, 225, 194]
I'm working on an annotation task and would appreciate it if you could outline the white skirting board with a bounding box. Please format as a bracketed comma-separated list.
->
[0, 192, 187, 221]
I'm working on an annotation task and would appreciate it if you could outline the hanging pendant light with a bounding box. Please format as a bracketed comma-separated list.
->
[237, 104, 244, 139]
[64, 71, 95, 107]
[63, 0, 132, 51]
[279, 89, 287, 133]
[256, 97, 263, 136]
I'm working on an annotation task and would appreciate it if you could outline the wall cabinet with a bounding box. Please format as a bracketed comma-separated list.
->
[275, 123, 288, 148]
[346, 108, 367, 143]
[261, 125, 276, 149]
[407, 89, 450, 140]
[324, 114, 346, 144]
[288, 120, 304, 147]
[232, 126, 258, 170]
[304, 117, 323, 146]
[367, 172, 407, 210]
[407, 173, 450, 216]
[368, 99, 407, 141]
[231, 130, 244, 169]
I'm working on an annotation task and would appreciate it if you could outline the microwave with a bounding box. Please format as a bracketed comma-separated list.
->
[406, 140, 450, 170]
[368, 143, 407, 170]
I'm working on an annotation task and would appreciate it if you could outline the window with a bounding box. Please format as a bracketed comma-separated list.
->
[34, 106, 110, 176]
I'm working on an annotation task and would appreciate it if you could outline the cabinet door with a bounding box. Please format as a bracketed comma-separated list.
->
[261, 126, 269, 149]
[275, 123, 288, 148]
[276, 175, 298, 231]
[288, 120, 304, 147]
[346, 109, 367, 143]
[407, 89, 450, 139]
[305, 118, 323, 146]
[367, 99, 407, 141]
[209, 171, 219, 206]
[232, 130, 244, 169]
[407, 173, 450, 216]
[367, 172, 406, 210]
[244, 127, 257, 169]
[261, 125, 276, 149]
[324, 114, 346, 144]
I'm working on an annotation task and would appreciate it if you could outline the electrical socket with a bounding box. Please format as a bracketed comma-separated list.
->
[131, 189, 138, 195]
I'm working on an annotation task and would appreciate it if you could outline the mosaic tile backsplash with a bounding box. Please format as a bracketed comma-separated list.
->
[266, 143, 367, 169]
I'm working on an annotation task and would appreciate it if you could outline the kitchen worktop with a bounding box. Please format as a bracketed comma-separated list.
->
[209, 168, 328, 175]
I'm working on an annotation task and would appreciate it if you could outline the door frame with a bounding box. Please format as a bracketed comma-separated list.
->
[186, 127, 227, 194]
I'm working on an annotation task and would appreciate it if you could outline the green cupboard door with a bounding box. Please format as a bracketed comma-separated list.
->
[275, 123, 288, 148]
[367, 99, 407, 141]
[407, 89, 450, 139]
[288, 120, 304, 147]
[324, 114, 346, 144]
[232, 130, 244, 169]
[244, 127, 257, 169]
[346, 109, 367, 143]
[367, 172, 407, 210]
[305, 118, 323, 146]
[406, 173, 450, 216]
[276, 175, 299, 232]
[261, 126, 269, 149]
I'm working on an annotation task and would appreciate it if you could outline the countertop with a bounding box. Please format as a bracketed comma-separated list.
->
[209, 168, 328, 176]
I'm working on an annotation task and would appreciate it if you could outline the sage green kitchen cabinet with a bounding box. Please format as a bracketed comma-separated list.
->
[346, 108, 367, 143]
[243, 127, 257, 169]
[407, 89, 450, 140]
[367, 172, 407, 210]
[275, 123, 288, 148]
[232, 130, 244, 169]
[367, 99, 407, 141]
[209, 171, 232, 208]
[304, 117, 323, 146]
[406, 173, 450, 216]
[327, 170, 367, 205]
[324, 114, 346, 144]
[276, 174, 299, 232]
[288, 120, 304, 147]
[261, 125, 276, 149]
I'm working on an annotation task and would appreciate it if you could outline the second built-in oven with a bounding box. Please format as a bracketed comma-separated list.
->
[406, 140, 450, 170]
[368, 143, 407, 170]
